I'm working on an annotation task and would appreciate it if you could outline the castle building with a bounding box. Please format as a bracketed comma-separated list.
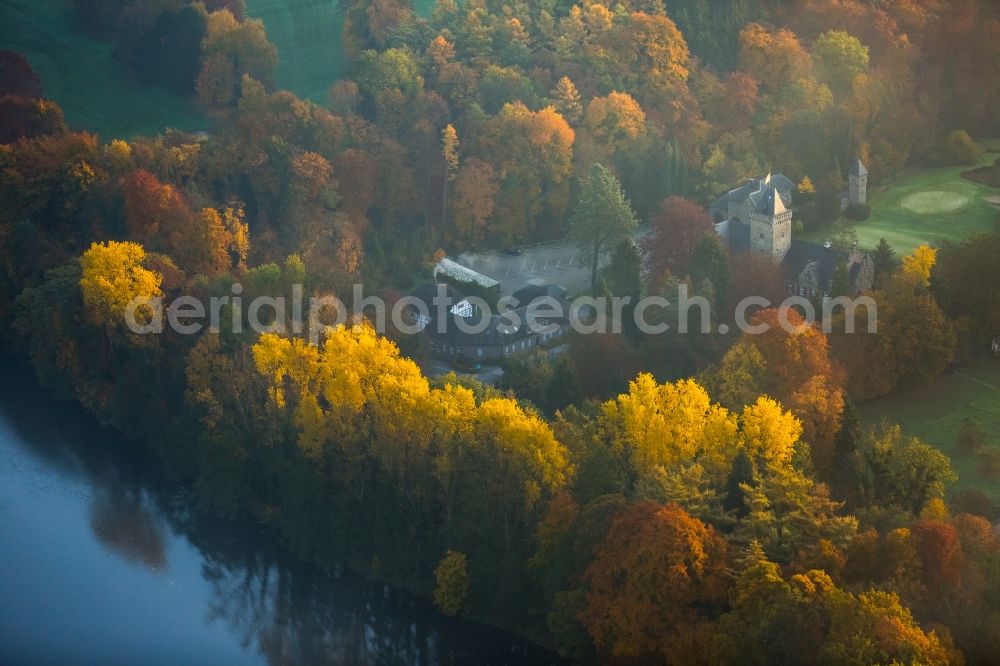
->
[711, 169, 874, 298]
[748, 175, 792, 262]
[419, 280, 571, 363]
[848, 158, 868, 205]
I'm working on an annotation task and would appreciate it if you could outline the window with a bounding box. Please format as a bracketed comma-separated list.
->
[476, 348, 483, 357]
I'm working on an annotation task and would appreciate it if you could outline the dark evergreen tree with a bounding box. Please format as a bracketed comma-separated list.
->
[723, 448, 753, 519]
[689, 234, 731, 311]
[872, 237, 897, 289]
[830, 397, 864, 506]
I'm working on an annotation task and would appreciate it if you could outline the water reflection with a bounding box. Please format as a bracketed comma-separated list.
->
[0, 357, 558, 665]
[89, 482, 168, 572]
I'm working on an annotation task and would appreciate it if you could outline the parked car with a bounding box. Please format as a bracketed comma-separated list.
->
[502, 247, 523, 256]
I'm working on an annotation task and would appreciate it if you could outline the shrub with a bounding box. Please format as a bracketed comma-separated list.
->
[844, 203, 871, 221]
[949, 488, 999, 521]
[939, 129, 983, 166]
[956, 418, 987, 454]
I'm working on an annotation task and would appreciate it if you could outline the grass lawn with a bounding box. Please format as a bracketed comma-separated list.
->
[0, 0, 439, 138]
[857, 356, 1000, 501]
[801, 149, 1000, 255]
[246, 0, 436, 103]
[0, 0, 207, 139]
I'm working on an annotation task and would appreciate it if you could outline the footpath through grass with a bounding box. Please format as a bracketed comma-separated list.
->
[0, 0, 207, 139]
[802, 149, 1000, 255]
[858, 356, 1000, 502]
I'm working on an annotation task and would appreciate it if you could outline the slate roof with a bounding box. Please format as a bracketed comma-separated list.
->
[425, 305, 568, 347]
[783, 240, 849, 289]
[849, 158, 868, 177]
[425, 283, 570, 349]
[768, 172, 795, 194]
[511, 282, 567, 305]
[434, 258, 500, 288]
[411, 282, 464, 309]
[711, 173, 793, 216]
[761, 182, 787, 216]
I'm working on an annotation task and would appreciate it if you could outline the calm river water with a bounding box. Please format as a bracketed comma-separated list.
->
[0, 357, 558, 665]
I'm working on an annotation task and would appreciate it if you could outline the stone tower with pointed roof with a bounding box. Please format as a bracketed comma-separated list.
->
[749, 174, 792, 263]
[849, 158, 868, 205]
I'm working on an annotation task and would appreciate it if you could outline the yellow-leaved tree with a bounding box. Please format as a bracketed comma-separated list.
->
[599, 374, 738, 485]
[253, 323, 573, 555]
[473, 396, 571, 553]
[79, 240, 162, 332]
[739, 396, 802, 472]
[900, 244, 936, 287]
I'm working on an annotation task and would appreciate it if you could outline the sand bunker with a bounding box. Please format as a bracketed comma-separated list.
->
[900, 191, 971, 215]
[985, 195, 1000, 210]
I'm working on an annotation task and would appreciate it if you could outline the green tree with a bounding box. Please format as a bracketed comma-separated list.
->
[702, 341, 767, 413]
[690, 233, 731, 310]
[570, 164, 639, 290]
[355, 47, 424, 99]
[931, 229, 1000, 348]
[714, 542, 950, 665]
[863, 425, 957, 515]
[871, 237, 896, 288]
[830, 398, 864, 505]
[602, 239, 642, 338]
[812, 30, 869, 96]
[603, 239, 642, 300]
[434, 550, 469, 615]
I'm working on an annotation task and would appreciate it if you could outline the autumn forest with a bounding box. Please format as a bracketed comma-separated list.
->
[2, 0, 1000, 663]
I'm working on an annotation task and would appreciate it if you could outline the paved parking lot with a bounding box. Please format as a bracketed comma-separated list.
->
[454, 240, 596, 295]
[454, 229, 648, 296]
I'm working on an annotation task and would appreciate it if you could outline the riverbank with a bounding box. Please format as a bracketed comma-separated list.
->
[0, 352, 560, 664]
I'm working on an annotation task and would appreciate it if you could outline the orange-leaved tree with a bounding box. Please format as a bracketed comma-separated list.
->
[580, 501, 729, 663]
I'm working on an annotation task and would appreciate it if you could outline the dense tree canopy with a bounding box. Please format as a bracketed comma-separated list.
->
[3, 0, 1000, 661]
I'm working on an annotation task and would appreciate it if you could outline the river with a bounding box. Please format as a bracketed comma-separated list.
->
[0, 356, 558, 665]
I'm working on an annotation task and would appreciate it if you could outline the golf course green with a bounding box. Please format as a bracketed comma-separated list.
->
[803, 149, 1000, 254]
